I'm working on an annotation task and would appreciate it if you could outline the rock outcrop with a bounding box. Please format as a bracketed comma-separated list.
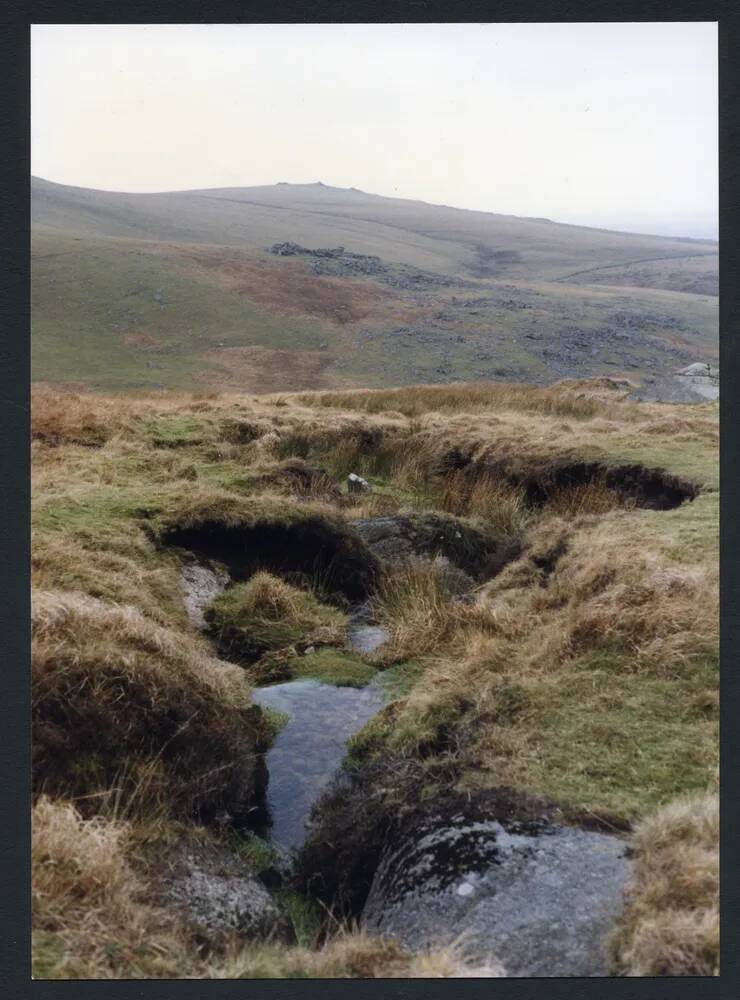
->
[630, 362, 719, 403]
[675, 362, 719, 399]
[268, 241, 470, 289]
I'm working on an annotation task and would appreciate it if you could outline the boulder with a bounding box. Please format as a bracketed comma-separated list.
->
[180, 559, 229, 630]
[677, 362, 717, 378]
[167, 849, 290, 940]
[350, 513, 518, 580]
[361, 806, 630, 977]
[631, 362, 718, 403]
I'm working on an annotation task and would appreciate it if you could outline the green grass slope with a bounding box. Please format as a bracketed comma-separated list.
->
[32, 229, 337, 391]
[31, 176, 719, 393]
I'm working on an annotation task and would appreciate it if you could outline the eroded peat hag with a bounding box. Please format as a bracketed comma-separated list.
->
[434, 453, 698, 514]
[162, 513, 379, 604]
[31, 380, 718, 977]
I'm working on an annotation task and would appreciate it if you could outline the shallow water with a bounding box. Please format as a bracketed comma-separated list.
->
[347, 602, 389, 655]
[251, 679, 385, 852]
[347, 624, 389, 654]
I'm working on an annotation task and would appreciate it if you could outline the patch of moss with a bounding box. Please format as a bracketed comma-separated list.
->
[262, 707, 290, 740]
[229, 830, 280, 873]
[288, 649, 376, 688]
[278, 891, 324, 948]
[376, 661, 422, 699]
[346, 694, 470, 762]
[145, 414, 213, 449]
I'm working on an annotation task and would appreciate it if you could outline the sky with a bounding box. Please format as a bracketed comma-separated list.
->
[31, 23, 718, 238]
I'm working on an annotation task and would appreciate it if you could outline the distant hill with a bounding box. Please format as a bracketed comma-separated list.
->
[31, 177, 718, 393]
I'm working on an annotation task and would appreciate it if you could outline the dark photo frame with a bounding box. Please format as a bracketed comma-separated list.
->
[2, 3, 738, 997]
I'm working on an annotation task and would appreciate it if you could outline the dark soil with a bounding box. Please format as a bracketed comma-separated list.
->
[162, 516, 380, 603]
[435, 452, 699, 511]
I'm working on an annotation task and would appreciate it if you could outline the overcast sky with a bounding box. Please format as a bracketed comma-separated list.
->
[31, 23, 718, 238]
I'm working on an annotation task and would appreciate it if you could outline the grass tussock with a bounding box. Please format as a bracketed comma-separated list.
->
[32, 590, 265, 821]
[32, 796, 189, 979]
[205, 572, 346, 662]
[438, 470, 531, 538]
[373, 558, 497, 662]
[608, 793, 719, 976]
[555, 522, 718, 672]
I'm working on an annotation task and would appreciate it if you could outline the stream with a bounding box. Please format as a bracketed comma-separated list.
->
[251, 678, 385, 852]
[179, 561, 390, 852]
[179, 556, 630, 976]
[251, 613, 389, 852]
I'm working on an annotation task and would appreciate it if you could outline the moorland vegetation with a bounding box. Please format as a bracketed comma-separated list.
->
[31, 378, 718, 978]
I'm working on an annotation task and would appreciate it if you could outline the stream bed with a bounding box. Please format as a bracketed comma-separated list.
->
[179, 557, 629, 974]
[251, 679, 385, 852]
[251, 615, 389, 853]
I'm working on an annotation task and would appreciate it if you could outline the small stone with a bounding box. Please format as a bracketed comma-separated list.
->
[347, 472, 372, 495]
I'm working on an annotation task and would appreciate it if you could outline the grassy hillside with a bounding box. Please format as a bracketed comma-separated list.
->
[32, 379, 717, 978]
[33, 176, 718, 281]
[31, 229, 348, 391]
[32, 178, 718, 393]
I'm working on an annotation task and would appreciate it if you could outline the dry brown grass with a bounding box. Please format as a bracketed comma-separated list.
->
[470, 511, 719, 676]
[213, 930, 504, 979]
[298, 381, 625, 420]
[553, 519, 718, 672]
[438, 469, 531, 538]
[542, 474, 636, 517]
[32, 384, 141, 446]
[373, 559, 498, 662]
[32, 796, 188, 979]
[256, 458, 344, 504]
[236, 571, 318, 621]
[32, 590, 263, 820]
[31, 533, 187, 629]
[608, 793, 719, 976]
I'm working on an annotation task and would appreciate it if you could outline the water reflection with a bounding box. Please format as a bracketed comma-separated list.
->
[251, 679, 385, 852]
